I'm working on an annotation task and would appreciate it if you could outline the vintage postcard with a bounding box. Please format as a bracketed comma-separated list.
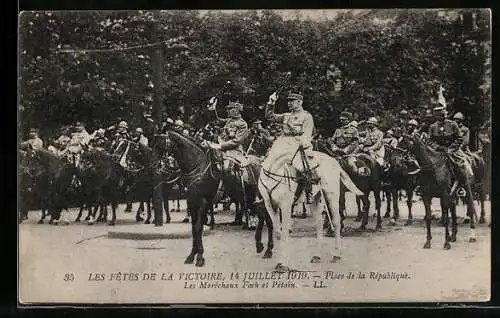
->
[18, 9, 491, 305]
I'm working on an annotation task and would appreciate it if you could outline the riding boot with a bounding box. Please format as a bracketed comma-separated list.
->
[305, 181, 314, 204]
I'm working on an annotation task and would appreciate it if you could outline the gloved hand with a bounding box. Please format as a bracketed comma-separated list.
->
[267, 92, 278, 105]
[207, 97, 218, 111]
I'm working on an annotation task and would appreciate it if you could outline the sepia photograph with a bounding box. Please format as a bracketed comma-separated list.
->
[18, 9, 491, 304]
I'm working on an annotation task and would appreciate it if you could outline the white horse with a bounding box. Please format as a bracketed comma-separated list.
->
[258, 149, 363, 272]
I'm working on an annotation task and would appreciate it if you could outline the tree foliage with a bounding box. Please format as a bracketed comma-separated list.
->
[19, 9, 491, 138]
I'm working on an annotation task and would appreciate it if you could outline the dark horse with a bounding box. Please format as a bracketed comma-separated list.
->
[382, 145, 418, 225]
[23, 147, 81, 224]
[156, 131, 260, 266]
[79, 147, 124, 225]
[19, 148, 49, 223]
[401, 133, 479, 249]
[316, 141, 382, 230]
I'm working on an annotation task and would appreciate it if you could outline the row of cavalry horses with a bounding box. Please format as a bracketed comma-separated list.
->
[19, 131, 489, 269]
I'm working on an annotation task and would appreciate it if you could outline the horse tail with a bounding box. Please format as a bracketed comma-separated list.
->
[339, 167, 364, 196]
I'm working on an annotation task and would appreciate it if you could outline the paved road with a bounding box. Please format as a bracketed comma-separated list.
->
[19, 194, 490, 304]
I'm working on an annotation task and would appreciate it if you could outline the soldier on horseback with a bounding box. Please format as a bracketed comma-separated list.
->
[20, 128, 44, 151]
[89, 128, 109, 150]
[248, 119, 274, 156]
[428, 106, 474, 196]
[358, 117, 385, 167]
[330, 111, 360, 156]
[62, 122, 90, 167]
[453, 112, 470, 152]
[208, 101, 250, 173]
[132, 127, 149, 147]
[263, 91, 318, 204]
[110, 121, 130, 153]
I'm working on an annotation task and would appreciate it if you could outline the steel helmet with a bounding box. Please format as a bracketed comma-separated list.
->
[408, 119, 418, 126]
[175, 119, 184, 127]
[118, 121, 128, 129]
[166, 118, 174, 124]
[348, 120, 358, 128]
[135, 127, 143, 134]
[366, 117, 378, 125]
[386, 129, 394, 135]
[453, 112, 465, 120]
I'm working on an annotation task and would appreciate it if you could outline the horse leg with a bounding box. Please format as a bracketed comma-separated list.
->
[144, 200, 151, 224]
[393, 188, 400, 220]
[75, 204, 84, 222]
[255, 203, 265, 253]
[88, 205, 99, 225]
[423, 196, 432, 249]
[464, 184, 477, 242]
[136, 201, 144, 222]
[162, 188, 171, 224]
[405, 189, 414, 226]
[441, 198, 451, 250]
[192, 198, 207, 267]
[384, 190, 392, 218]
[176, 199, 181, 212]
[84, 203, 92, 221]
[478, 187, 486, 224]
[450, 199, 458, 243]
[355, 196, 362, 222]
[359, 195, 370, 230]
[374, 189, 382, 230]
[108, 201, 117, 226]
[324, 187, 342, 262]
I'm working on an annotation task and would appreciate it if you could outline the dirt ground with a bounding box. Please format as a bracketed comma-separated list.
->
[18, 194, 490, 304]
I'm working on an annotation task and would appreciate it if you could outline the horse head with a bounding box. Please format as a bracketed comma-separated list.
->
[162, 130, 208, 174]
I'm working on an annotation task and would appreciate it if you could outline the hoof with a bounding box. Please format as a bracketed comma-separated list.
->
[450, 235, 457, 242]
[84, 216, 91, 221]
[331, 255, 342, 263]
[248, 226, 256, 231]
[195, 257, 205, 267]
[310, 256, 321, 263]
[263, 250, 272, 259]
[136, 217, 144, 222]
[423, 241, 431, 249]
[469, 237, 477, 243]
[108, 220, 116, 226]
[444, 242, 451, 250]
[170, 209, 175, 212]
[74, 218, 81, 223]
[376, 224, 382, 231]
[241, 224, 249, 230]
[479, 216, 486, 224]
[166, 218, 171, 224]
[37, 220, 44, 224]
[144, 220, 151, 224]
[389, 219, 396, 226]
[404, 219, 413, 226]
[325, 229, 335, 237]
[383, 213, 391, 218]
[182, 218, 190, 223]
[358, 225, 367, 231]
[184, 255, 194, 264]
[176, 209, 181, 212]
[463, 218, 471, 224]
[393, 214, 400, 220]
[256, 242, 264, 253]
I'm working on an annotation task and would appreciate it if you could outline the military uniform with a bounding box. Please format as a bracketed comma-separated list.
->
[428, 115, 473, 182]
[331, 123, 359, 155]
[359, 118, 385, 166]
[20, 135, 44, 151]
[263, 92, 317, 203]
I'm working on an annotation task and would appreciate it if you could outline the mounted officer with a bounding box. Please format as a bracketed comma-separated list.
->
[453, 112, 470, 152]
[20, 128, 44, 151]
[89, 128, 110, 150]
[329, 111, 360, 156]
[358, 117, 385, 167]
[248, 119, 274, 156]
[110, 120, 130, 153]
[263, 91, 318, 204]
[208, 101, 250, 173]
[63, 121, 90, 167]
[132, 127, 149, 147]
[427, 105, 474, 195]
[383, 129, 398, 148]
